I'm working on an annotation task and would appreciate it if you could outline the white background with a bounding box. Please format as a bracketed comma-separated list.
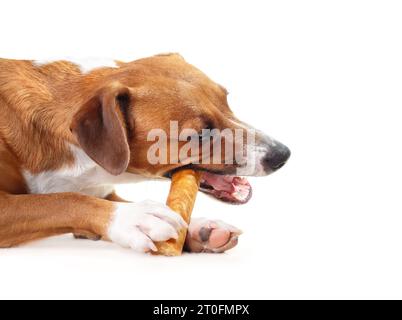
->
[0, 0, 401, 299]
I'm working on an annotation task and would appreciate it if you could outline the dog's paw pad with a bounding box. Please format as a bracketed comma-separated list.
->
[185, 218, 242, 253]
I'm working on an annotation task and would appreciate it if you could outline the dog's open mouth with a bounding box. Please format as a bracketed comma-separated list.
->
[164, 166, 252, 204]
[199, 172, 252, 204]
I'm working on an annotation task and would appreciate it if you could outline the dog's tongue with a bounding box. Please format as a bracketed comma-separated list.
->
[199, 172, 252, 204]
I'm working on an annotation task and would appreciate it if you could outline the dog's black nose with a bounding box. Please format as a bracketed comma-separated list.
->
[263, 142, 291, 171]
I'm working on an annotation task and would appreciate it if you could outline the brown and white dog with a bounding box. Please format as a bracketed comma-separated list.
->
[0, 54, 290, 253]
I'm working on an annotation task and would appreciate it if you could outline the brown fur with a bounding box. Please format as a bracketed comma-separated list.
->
[0, 53, 245, 247]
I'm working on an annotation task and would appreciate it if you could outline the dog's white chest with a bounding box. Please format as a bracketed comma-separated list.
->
[23, 145, 144, 198]
[23, 167, 116, 198]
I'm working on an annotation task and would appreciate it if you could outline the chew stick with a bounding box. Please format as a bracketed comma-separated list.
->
[155, 169, 202, 256]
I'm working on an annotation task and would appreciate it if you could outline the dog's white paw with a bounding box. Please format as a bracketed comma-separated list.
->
[107, 200, 187, 253]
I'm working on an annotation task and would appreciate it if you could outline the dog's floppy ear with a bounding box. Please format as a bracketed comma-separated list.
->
[71, 83, 132, 176]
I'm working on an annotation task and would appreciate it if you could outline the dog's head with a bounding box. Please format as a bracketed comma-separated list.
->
[71, 54, 290, 203]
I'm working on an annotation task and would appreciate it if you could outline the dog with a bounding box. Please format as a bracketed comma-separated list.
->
[0, 53, 290, 253]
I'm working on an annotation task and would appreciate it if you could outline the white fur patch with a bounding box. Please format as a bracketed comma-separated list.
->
[23, 144, 146, 198]
[236, 145, 269, 176]
[108, 200, 186, 252]
[33, 57, 119, 74]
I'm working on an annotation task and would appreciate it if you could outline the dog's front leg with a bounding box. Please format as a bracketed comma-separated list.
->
[0, 192, 185, 252]
[0, 192, 112, 247]
[74, 191, 128, 240]
[184, 218, 242, 253]
[73, 191, 242, 254]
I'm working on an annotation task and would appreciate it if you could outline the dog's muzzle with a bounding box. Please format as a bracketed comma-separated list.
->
[236, 130, 291, 176]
